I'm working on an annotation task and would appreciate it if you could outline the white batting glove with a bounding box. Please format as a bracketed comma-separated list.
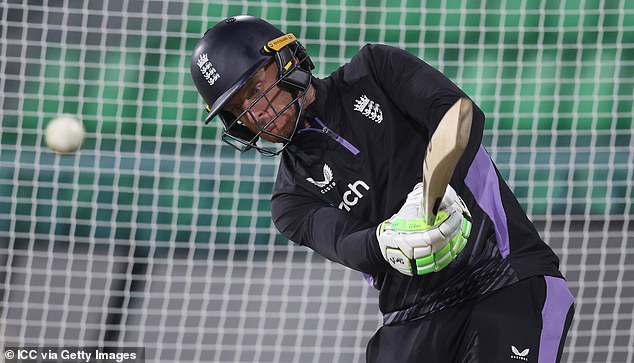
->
[376, 183, 472, 276]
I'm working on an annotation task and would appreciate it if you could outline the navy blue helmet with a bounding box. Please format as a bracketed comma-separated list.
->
[190, 15, 314, 155]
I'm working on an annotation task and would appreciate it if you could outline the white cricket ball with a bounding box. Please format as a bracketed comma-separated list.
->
[45, 115, 85, 153]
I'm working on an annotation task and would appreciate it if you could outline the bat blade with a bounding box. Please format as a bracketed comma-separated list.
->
[422, 97, 473, 225]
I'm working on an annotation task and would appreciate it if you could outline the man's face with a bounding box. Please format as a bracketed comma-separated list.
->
[224, 62, 298, 143]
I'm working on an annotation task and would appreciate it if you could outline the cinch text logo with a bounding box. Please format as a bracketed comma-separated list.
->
[338, 180, 370, 211]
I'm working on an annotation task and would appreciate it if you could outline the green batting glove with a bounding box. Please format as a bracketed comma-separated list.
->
[376, 183, 472, 276]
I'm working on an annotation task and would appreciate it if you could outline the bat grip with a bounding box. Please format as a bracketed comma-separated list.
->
[426, 197, 443, 226]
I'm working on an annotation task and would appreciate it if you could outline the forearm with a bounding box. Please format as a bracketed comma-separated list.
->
[310, 212, 390, 274]
[272, 195, 389, 274]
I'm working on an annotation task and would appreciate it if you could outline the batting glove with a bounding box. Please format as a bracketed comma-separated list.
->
[376, 183, 472, 276]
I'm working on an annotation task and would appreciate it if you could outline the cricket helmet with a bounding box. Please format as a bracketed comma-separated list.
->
[190, 15, 314, 155]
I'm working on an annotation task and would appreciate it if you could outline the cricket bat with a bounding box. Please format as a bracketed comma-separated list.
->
[422, 97, 473, 225]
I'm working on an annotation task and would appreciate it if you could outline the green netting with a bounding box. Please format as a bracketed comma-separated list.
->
[1, 2, 634, 362]
[1, 1, 633, 243]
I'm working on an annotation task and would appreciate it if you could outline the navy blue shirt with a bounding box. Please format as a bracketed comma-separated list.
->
[271, 44, 562, 323]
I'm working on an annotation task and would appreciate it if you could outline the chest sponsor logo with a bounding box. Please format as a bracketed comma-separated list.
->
[306, 164, 336, 194]
[353, 94, 383, 123]
[338, 180, 370, 212]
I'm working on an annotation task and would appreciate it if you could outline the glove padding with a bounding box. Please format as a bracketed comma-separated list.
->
[376, 183, 472, 276]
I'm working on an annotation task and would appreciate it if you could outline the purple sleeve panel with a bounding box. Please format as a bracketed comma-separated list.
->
[539, 276, 574, 363]
[464, 145, 510, 258]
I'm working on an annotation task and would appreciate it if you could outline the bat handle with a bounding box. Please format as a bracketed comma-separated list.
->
[425, 196, 443, 226]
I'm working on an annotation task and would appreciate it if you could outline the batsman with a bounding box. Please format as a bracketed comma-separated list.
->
[190, 16, 574, 362]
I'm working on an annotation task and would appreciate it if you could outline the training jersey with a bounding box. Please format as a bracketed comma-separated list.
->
[271, 44, 562, 324]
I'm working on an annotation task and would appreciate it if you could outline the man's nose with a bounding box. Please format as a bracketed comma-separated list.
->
[244, 99, 270, 124]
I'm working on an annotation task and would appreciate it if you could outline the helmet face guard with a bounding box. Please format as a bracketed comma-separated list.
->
[190, 16, 314, 155]
[218, 40, 313, 156]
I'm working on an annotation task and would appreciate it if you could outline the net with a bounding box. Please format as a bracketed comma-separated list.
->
[1, 0, 633, 362]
